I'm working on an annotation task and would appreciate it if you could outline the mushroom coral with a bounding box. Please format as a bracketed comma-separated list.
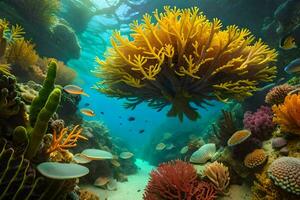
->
[94, 6, 277, 121]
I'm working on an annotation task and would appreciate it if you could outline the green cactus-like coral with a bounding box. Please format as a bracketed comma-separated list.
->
[29, 61, 57, 127]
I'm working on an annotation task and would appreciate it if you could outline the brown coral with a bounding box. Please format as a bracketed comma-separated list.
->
[244, 149, 267, 168]
[204, 161, 230, 195]
[272, 94, 300, 135]
[265, 84, 295, 105]
[94, 6, 277, 121]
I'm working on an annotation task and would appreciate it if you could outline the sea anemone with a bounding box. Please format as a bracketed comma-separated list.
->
[272, 94, 300, 135]
[243, 106, 275, 140]
[244, 149, 267, 168]
[94, 6, 277, 121]
[265, 84, 295, 105]
[143, 160, 216, 200]
[268, 157, 300, 195]
[204, 161, 230, 195]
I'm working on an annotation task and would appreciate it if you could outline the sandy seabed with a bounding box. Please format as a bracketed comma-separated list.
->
[81, 159, 252, 200]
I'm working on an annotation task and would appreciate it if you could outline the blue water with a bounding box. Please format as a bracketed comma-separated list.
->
[66, 1, 225, 155]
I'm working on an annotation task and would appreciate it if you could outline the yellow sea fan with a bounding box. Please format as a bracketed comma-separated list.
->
[5, 39, 38, 69]
[272, 94, 300, 135]
[94, 6, 277, 121]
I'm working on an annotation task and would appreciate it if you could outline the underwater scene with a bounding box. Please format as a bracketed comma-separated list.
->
[1, 0, 300, 199]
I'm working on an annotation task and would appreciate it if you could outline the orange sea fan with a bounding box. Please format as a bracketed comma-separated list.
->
[47, 125, 88, 154]
[94, 6, 277, 121]
[272, 94, 300, 135]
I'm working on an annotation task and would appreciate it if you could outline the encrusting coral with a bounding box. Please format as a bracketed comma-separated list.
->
[272, 94, 300, 136]
[143, 160, 216, 200]
[243, 149, 267, 168]
[94, 6, 277, 121]
[204, 161, 230, 195]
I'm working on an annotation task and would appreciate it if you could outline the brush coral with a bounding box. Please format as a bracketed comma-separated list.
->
[204, 161, 230, 195]
[47, 125, 88, 154]
[272, 94, 300, 135]
[94, 6, 277, 121]
[143, 160, 216, 200]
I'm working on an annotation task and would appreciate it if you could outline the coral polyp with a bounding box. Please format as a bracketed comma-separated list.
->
[94, 6, 277, 121]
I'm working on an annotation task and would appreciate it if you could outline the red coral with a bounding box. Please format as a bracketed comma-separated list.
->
[143, 160, 216, 200]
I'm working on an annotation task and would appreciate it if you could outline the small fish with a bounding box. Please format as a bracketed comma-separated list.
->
[80, 108, 96, 117]
[139, 129, 145, 134]
[63, 85, 89, 97]
[84, 103, 90, 106]
[156, 143, 166, 151]
[100, 112, 104, 115]
[284, 58, 300, 74]
[128, 116, 135, 121]
[119, 123, 122, 125]
[166, 143, 175, 150]
[280, 35, 297, 50]
[145, 120, 148, 123]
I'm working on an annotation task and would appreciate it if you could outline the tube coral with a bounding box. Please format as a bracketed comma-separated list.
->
[272, 94, 300, 135]
[94, 6, 277, 121]
[143, 160, 216, 200]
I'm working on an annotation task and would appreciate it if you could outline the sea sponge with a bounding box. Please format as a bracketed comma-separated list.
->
[94, 6, 277, 121]
[244, 149, 267, 168]
[272, 94, 300, 135]
[204, 161, 230, 195]
[227, 129, 251, 147]
[265, 84, 295, 105]
[243, 106, 275, 140]
[143, 160, 216, 200]
[268, 157, 300, 195]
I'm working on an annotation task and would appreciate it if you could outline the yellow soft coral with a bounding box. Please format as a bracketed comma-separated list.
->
[272, 94, 300, 135]
[94, 6, 277, 121]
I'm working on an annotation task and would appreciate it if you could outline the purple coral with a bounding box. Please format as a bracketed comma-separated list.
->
[243, 106, 275, 140]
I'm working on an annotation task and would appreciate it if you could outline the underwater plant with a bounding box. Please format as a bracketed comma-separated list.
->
[272, 94, 300, 136]
[143, 160, 216, 200]
[6, 0, 60, 27]
[94, 6, 277, 121]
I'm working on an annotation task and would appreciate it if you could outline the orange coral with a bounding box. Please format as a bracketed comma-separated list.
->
[94, 6, 277, 121]
[244, 149, 267, 168]
[272, 94, 300, 135]
[47, 125, 88, 154]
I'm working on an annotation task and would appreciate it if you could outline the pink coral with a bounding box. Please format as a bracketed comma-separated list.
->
[243, 106, 275, 140]
[143, 160, 216, 200]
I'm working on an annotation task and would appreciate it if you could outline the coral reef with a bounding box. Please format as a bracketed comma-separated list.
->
[190, 143, 216, 164]
[243, 106, 275, 140]
[143, 160, 216, 200]
[268, 157, 300, 195]
[272, 94, 300, 135]
[271, 137, 287, 149]
[204, 161, 230, 195]
[94, 6, 277, 121]
[79, 189, 100, 200]
[265, 84, 295, 105]
[243, 149, 267, 168]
